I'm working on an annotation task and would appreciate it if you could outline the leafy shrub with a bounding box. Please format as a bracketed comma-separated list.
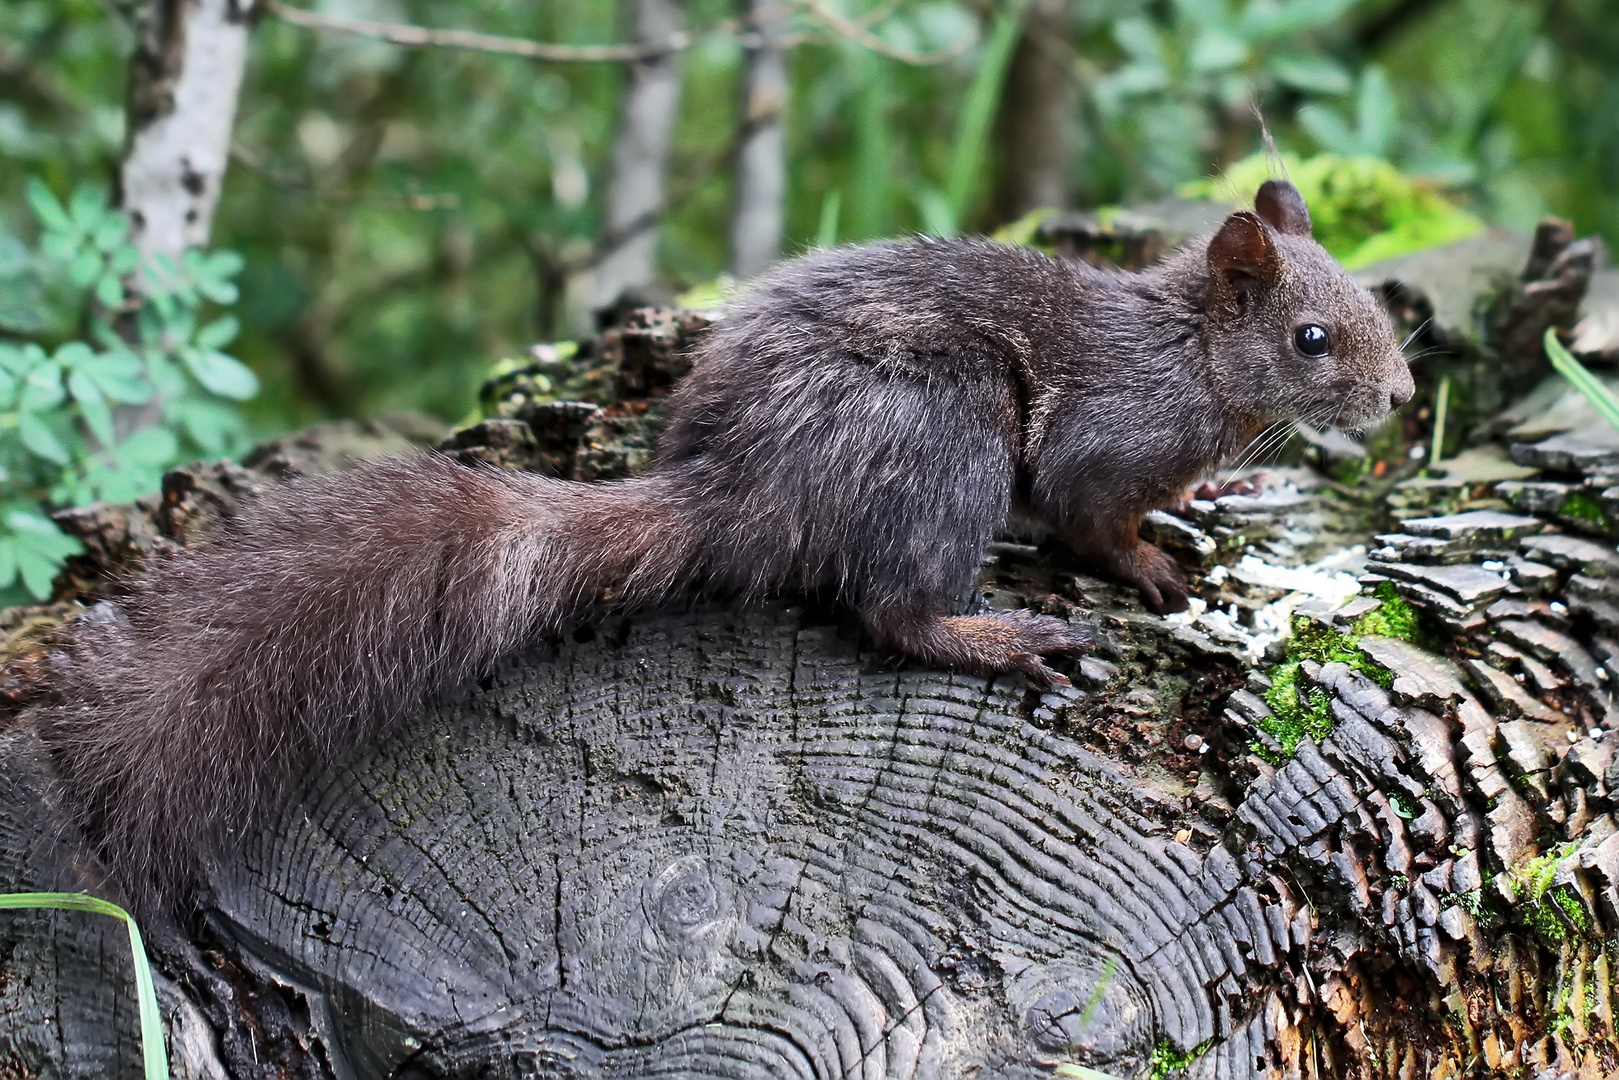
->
[0, 179, 257, 604]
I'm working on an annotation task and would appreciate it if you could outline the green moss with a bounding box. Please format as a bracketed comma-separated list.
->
[1179, 153, 1484, 268]
[1250, 587, 1427, 758]
[1149, 1038, 1213, 1079]
[1259, 660, 1334, 755]
[1559, 489, 1611, 531]
[1511, 842, 1579, 903]
[1505, 843, 1594, 945]
[1355, 583, 1427, 645]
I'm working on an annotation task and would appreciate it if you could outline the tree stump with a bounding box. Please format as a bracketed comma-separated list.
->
[8, 262, 1619, 1076]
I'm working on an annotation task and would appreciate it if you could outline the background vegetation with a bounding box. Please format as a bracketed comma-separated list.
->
[2, 0, 1615, 434]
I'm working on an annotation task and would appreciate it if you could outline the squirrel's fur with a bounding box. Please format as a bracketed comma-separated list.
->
[34, 181, 1413, 914]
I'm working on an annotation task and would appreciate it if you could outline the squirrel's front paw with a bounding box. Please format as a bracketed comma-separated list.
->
[1121, 542, 1189, 614]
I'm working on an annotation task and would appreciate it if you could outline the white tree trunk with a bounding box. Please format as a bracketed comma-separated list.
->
[590, 0, 687, 315]
[121, 0, 255, 258]
[728, 0, 787, 279]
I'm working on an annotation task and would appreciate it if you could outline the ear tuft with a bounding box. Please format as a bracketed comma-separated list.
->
[1207, 211, 1280, 298]
[1254, 180, 1311, 237]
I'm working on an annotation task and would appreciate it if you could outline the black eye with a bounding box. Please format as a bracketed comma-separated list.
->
[1294, 324, 1330, 357]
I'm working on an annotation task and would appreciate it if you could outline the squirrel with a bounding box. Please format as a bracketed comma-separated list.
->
[31, 180, 1412, 915]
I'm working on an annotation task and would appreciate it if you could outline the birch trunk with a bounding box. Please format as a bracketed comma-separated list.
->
[728, 0, 788, 279]
[121, 0, 255, 258]
[590, 0, 687, 316]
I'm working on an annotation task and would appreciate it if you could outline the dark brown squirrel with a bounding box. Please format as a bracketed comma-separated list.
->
[33, 180, 1412, 914]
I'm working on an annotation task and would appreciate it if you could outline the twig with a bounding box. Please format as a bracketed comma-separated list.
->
[799, 0, 977, 65]
[267, 0, 973, 67]
[264, 0, 698, 62]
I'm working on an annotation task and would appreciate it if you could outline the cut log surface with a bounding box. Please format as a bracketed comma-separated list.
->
[209, 604, 1288, 1079]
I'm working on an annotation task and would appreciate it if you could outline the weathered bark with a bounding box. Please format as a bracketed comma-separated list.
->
[121, 0, 255, 258]
[728, 0, 788, 279]
[590, 0, 687, 316]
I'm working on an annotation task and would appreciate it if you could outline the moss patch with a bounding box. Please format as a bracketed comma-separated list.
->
[1560, 489, 1611, 531]
[1149, 1038, 1213, 1079]
[1178, 152, 1484, 268]
[1259, 661, 1335, 757]
[1252, 586, 1427, 758]
[1505, 842, 1594, 945]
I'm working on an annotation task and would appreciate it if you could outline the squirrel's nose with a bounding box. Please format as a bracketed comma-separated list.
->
[1389, 368, 1416, 410]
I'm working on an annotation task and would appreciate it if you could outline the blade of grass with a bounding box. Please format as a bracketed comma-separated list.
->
[0, 892, 170, 1080]
[943, 0, 1031, 231]
[1545, 327, 1619, 430]
[1430, 373, 1449, 466]
[815, 188, 842, 249]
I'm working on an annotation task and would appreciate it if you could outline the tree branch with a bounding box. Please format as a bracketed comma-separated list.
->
[799, 0, 976, 65]
[263, 0, 698, 61]
[264, 0, 974, 67]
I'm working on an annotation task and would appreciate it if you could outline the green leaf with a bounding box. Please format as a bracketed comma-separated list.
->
[173, 398, 242, 455]
[68, 370, 114, 447]
[53, 341, 94, 370]
[914, 185, 957, 237]
[204, 249, 245, 279]
[25, 177, 71, 233]
[68, 250, 101, 288]
[15, 545, 61, 599]
[1297, 103, 1358, 154]
[1268, 55, 1352, 95]
[1112, 17, 1163, 65]
[145, 353, 188, 400]
[18, 412, 70, 464]
[0, 539, 17, 590]
[194, 315, 240, 350]
[0, 271, 43, 334]
[95, 271, 125, 309]
[1355, 66, 1395, 158]
[1240, 0, 1355, 41]
[1188, 28, 1250, 73]
[0, 343, 44, 376]
[0, 893, 170, 1080]
[115, 426, 178, 468]
[68, 185, 109, 232]
[39, 231, 77, 261]
[19, 364, 64, 412]
[184, 348, 259, 400]
[80, 351, 154, 405]
[815, 189, 842, 250]
[1545, 328, 1619, 431]
[92, 214, 129, 253]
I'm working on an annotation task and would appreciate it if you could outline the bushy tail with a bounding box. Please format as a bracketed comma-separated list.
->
[34, 454, 698, 915]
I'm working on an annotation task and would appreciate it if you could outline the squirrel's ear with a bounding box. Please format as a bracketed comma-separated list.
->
[1253, 180, 1312, 236]
[1207, 211, 1280, 298]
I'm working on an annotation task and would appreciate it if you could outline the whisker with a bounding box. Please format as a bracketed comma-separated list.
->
[1399, 316, 1434, 353]
[1225, 418, 1298, 484]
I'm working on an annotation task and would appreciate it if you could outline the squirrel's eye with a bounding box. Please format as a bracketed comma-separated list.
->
[1294, 324, 1330, 357]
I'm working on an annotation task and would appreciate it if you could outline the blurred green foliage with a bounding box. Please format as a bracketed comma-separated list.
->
[0, 0, 1614, 440]
[0, 180, 254, 602]
[1179, 151, 1483, 267]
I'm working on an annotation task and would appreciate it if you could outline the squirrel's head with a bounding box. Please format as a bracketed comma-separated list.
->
[1200, 180, 1415, 431]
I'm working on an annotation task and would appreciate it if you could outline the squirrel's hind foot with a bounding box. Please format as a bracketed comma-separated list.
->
[864, 607, 1102, 690]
